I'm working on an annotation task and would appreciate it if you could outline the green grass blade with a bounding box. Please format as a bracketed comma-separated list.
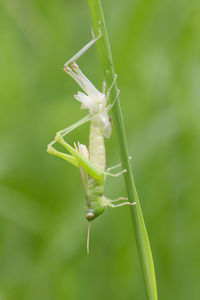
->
[87, 1, 158, 299]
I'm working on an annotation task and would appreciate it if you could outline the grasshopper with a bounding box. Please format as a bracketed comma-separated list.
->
[47, 27, 135, 252]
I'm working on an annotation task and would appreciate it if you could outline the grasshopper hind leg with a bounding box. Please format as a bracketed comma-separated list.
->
[47, 115, 91, 169]
[64, 24, 102, 68]
[47, 143, 79, 168]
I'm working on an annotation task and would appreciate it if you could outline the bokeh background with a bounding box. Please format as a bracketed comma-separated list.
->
[0, 0, 200, 299]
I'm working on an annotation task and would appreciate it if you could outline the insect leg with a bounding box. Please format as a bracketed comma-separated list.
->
[106, 88, 120, 112]
[49, 114, 91, 147]
[106, 163, 122, 172]
[106, 197, 128, 202]
[47, 115, 92, 168]
[102, 80, 106, 95]
[105, 74, 117, 103]
[104, 169, 127, 177]
[64, 24, 101, 68]
[107, 201, 136, 208]
[106, 157, 132, 172]
[59, 115, 91, 138]
[55, 134, 104, 183]
[67, 62, 101, 97]
[47, 144, 79, 168]
[103, 197, 136, 208]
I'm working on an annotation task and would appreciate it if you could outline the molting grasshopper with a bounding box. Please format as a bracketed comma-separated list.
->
[47, 27, 135, 252]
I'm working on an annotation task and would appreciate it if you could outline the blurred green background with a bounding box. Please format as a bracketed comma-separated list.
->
[0, 0, 200, 299]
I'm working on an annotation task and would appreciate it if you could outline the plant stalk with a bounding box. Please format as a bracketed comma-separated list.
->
[87, 0, 158, 299]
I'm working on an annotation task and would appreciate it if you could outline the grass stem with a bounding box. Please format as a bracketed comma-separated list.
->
[87, 1, 158, 299]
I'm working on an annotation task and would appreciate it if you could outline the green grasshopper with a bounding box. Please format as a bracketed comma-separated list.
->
[47, 27, 135, 252]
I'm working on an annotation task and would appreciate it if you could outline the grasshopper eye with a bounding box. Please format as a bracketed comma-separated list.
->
[86, 206, 105, 221]
[86, 211, 95, 220]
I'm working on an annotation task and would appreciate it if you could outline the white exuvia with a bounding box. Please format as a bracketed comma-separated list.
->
[64, 61, 113, 139]
[47, 26, 135, 254]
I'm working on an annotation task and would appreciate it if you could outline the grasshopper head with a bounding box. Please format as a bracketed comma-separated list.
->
[86, 206, 105, 221]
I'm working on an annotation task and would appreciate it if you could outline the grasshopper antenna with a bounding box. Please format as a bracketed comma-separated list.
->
[87, 223, 91, 254]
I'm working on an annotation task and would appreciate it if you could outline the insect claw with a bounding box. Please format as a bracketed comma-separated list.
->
[91, 21, 102, 41]
[97, 21, 102, 36]
[74, 142, 78, 150]
[64, 65, 70, 73]
[71, 62, 78, 71]
[91, 25, 95, 40]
